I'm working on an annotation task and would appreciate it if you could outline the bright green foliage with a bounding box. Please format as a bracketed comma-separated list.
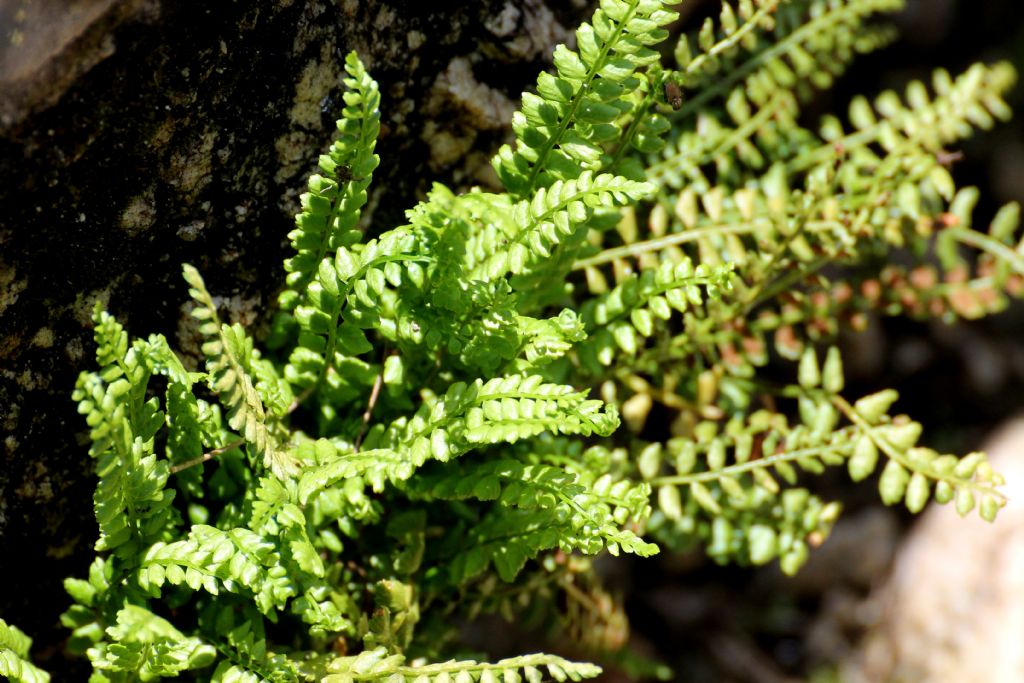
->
[323, 649, 601, 683]
[279, 51, 381, 317]
[493, 0, 679, 196]
[27, 0, 1021, 681]
[185, 265, 300, 480]
[87, 605, 217, 681]
[0, 619, 49, 683]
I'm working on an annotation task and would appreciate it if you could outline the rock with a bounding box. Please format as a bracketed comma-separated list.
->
[845, 418, 1024, 683]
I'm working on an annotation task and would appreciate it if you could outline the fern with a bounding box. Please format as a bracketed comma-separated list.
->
[72, 306, 178, 559]
[323, 648, 601, 683]
[279, 51, 381, 318]
[493, 0, 679, 197]
[87, 605, 217, 681]
[29, 4, 1021, 681]
[0, 619, 49, 683]
[184, 265, 300, 479]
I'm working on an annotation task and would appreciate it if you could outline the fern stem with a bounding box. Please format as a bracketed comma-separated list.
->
[354, 369, 384, 451]
[573, 219, 847, 270]
[608, 86, 656, 174]
[681, 0, 780, 82]
[745, 255, 832, 311]
[946, 227, 1024, 276]
[831, 394, 1007, 501]
[169, 438, 245, 474]
[650, 442, 855, 486]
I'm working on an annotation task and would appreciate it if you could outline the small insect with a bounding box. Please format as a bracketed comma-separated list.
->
[664, 80, 683, 111]
[336, 164, 365, 183]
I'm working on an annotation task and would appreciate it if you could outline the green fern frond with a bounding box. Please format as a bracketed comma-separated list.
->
[414, 457, 655, 582]
[138, 525, 296, 615]
[184, 265, 299, 480]
[204, 613, 307, 683]
[280, 51, 382, 316]
[493, 0, 678, 197]
[796, 62, 1016, 176]
[470, 172, 654, 284]
[298, 376, 620, 505]
[444, 500, 658, 583]
[575, 256, 733, 372]
[73, 308, 177, 559]
[324, 647, 601, 683]
[286, 228, 426, 393]
[674, 0, 904, 117]
[0, 619, 50, 683]
[87, 605, 217, 680]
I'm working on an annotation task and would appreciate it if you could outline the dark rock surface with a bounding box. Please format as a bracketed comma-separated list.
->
[0, 0, 585, 670]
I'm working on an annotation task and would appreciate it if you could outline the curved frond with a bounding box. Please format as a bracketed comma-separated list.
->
[184, 265, 299, 480]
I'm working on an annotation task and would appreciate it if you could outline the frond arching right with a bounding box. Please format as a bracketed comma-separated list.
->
[184, 265, 299, 479]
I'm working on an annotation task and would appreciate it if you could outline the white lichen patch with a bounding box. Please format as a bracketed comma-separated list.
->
[290, 47, 341, 130]
[421, 122, 474, 168]
[120, 187, 157, 236]
[484, 2, 521, 38]
[406, 30, 425, 51]
[31, 327, 54, 348]
[373, 6, 396, 30]
[436, 57, 515, 131]
[275, 43, 341, 183]
[73, 288, 113, 328]
[165, 128, 217, 203]
[0, 260, 27, 316]
[65, 337, 84, 363]
[421, 57, 515, 179]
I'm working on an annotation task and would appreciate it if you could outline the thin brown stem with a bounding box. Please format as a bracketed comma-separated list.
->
[170, 438, 245, 474]
[354, 370, 385, 452]
[286, 385, 316, 415]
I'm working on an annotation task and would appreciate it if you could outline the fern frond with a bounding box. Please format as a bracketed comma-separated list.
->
[324, 647, 601, 683]
[299, 376, 620, 504]
[280, 51, 381, 316]
[674, 0, 904, 117]
[836, 391, 1006, 519]
[204, 614, 306, 683]
[73, 308, 177, 559]
[795, 62, 1016, 176]
[184, 265, 299, 480]
[609, 346, 1006, 571]
[470, 173, 653, 285]
[286, 229, 426, 391]
[414, 457, 655, 582]
[138, 525, 296, 615]
[0, 619, 50, 683]
[248, 476, 358, 636]
[575, 256, 733, 372]
[493, 0, 678, 197]
[510, 310, 587, 372]
[87, 605, 216, 680]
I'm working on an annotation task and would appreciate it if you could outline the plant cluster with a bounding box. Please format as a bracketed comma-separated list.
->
[6, 0, 1021, 681]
